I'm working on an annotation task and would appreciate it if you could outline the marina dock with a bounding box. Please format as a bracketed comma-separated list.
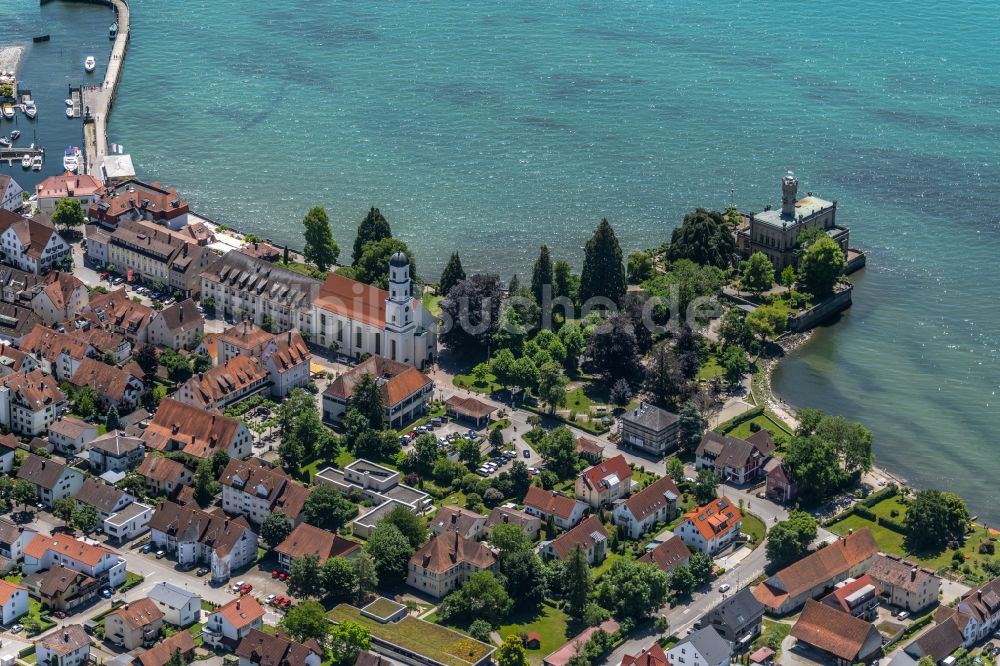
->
[0, 146, 44, 167]
[69, 85, 82, 118]
[79, 0, 130, 176]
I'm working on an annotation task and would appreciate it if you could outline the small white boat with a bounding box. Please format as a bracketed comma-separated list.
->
[21, 153, 31, 169]
[1, 105, 13, 120]
[84, 56, 96, 73]
[65, 107, 74, 118]
[0, 137, 9, 148]
[31, 154, 42, 171]
[65, 99, 74, 107]
[9, 130, 20, 141]
[23, 101, 36, 119]
[63, 146, 78, 172]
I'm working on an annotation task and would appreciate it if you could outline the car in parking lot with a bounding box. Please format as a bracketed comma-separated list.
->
[196, 567, 209, 576]
[155, 550, 166, 559]
[102, 589, 112, 599]
[523, 449, 530, 458]
[265, 594, 276, 604]
[896, 611, 910, 620]
[54, 611, 66, 619]
[142, 544, 152, 553]
[232, 580, 246, 592]
[10, 624, 22, 633]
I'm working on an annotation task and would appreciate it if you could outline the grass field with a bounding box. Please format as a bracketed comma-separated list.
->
[724, 413, 791, 440]
[828, 497, 999, 580]
[498, 603, 570, 664]
[697, 357, 724, 381]
[741, 512, 767, 547]
[453, 371, 502, 395]
[423, 293, 443, 316]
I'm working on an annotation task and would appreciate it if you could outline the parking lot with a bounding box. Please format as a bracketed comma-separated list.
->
[399, 418, 539, 478]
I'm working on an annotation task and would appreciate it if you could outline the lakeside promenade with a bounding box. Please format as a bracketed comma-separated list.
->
[79, 0, 129, 176]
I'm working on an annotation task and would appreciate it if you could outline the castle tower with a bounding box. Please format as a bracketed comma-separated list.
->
[781, 170, 798, 217]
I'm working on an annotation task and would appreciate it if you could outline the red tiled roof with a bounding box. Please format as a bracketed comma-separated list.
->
[547, 515, 607, 560]
[622, 475, 680, 522]
[637, 535, 691, 574]
[211, 595, 265, 630]
[790, 600, 882, 662]
[410, 532, 495, 575]
[444, 395, 494, 420]
[523, 487, 579, 521]
[680, 496, 742, 543]
[620, 642, 668, 666]
[325, 356, 431, 408]
[275, 523, 361, 563]
[178, 355, 268, 409]
[137, 630, 196, 666]
[143, 398, 243, 458]
[35, 172, 104, 200]
[0, 579, 25, 605]
[315, 272, 418, 329]
[579, 454, 632, 492]
[24, 533, 115, 568]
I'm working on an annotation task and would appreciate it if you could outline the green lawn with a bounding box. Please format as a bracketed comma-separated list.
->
[724, 414, 791, 440]
[752, 619, 792, 657]
[423, 293, 443, 317]
[300, 448, 357, 482]
[453, 371, 502, 395]
[828, 498, 999, 580]
[741, 512, 766, 547]
[498, 603, 570, 664]
[697, 357, 724, 381]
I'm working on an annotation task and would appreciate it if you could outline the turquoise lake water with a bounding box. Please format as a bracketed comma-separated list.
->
[4, 1, 1000, 518]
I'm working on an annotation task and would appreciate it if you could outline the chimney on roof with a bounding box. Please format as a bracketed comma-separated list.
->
[63, 631, 69, 642]
[911, 567, 917, 582]
[236, 600, 240, 610]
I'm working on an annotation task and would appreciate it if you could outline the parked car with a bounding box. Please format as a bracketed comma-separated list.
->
[54, 611, 66, 619]
[232, 580, 246, 592]
[155, 550, 166, 559]
[196, 567, 209, 577]
[142, 544, 152, 553]
[102, 589, 112, 599]
[897, 611, 910, 620]
[523, 449, 530, 458]
[10, 624, 22, 633]
[718, 583, 731, 593]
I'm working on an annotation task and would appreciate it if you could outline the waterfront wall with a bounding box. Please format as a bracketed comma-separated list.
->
[787, 284, 853, 333]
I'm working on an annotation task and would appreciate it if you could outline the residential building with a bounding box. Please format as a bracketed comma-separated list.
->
[0, 517, 36, 561]
[541, 515, 608, 564]
[34, 171, 103, 213]
[575, 454, 633, 508]
[763, 458, 798, 503]
[217, 322, 311, 398]
[323, 355, 433, 427]
[84, 219, 214, 298]
[822, 575, 880, 620]
[522, 486, 587, 530]
[0, 578, 28, 625]
[612, 475, 680, 539]
[429, 505, 487, 541]
[443, 395, 494, 428]
[81, 288, 155, 343]
[0, 301, 42, 343]
[902, 608, 969, 664]
[142, 397, 253, 459]
[312, 253, 436, 368]
[48, 416, 99, 456]
[330, 600, 495, 666]
[149, 501, 257, 581]
[18, 326, 92, 382]
[867, 554, 940, 613]
[68, 356, 144, 411]
[695, 430, 776, 485]
[752, 528, 880, 614]
[202, 596, 266, 649]
[735, 172, 849, 271]
[88, 179, 191, 230]
[22, 533, 127, 588]
[941, 575, 1000, 645]
[315, 458, 431, 513]
[543, 620, 621, 666]
[148, 582, 202, 628]
[75, 478, 133, 524]
[147, 299, 204, 350]
[31, 271, 89, 325]
[36, 624, 91, 666]
[104, 596, 163, 649]
[235, 628, 323, 666]
[88, 431, 145, 473]
[575, 436, 604, 463]
[0, 369, 67, 436]
[220, 457, 312, 526]
[618, 402, 680, 456]
[175, 354, 270, 410]
[666, 627, 732, 666]
[0, 210, 70, 274]
[0, 342, 39, 377]
[637, 534, 691, 575]
[406, 532, 496, 598]
[22, 565, 101, 612]
[620, 642, 667, 666]
[0, 432, 14, 474]
[274, 523, 361, 573]
[137, 631, 196, 666]
[239, 241, 282, 262]
[200, 251, 321, 335]
[0, 174, 24, 212]
[484, 505, 542, 541]
[702, 586, 765, 649]
[137, 454, 193, 497]
[103, 502, 154, 542]
[789, 600, 882, 666]
[674, 496, 743, 556]
[17, 454, 84, 508]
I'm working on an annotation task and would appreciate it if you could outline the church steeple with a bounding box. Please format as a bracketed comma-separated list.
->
[385, 251, 412, 331]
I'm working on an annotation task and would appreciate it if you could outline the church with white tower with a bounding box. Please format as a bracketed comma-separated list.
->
[312, 252, 437, 368]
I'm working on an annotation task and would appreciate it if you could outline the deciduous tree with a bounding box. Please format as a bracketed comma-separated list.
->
[283, 599, 335, 647]
[288, 554, 324, 598]
[260, 511, 293, 549]
[355, 238, 415, 289]
[766, 511, 818, 567]
[741, 252, 774, 294]
[439, 274, 504, 354]
[303, 484, 357, 532]
[364, 522, 414, 583]
[667, 208, 736, 269]
[798, 236, 845, 297]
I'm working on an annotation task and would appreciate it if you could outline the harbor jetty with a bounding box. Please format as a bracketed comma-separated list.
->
[68, 0, 130, 176]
